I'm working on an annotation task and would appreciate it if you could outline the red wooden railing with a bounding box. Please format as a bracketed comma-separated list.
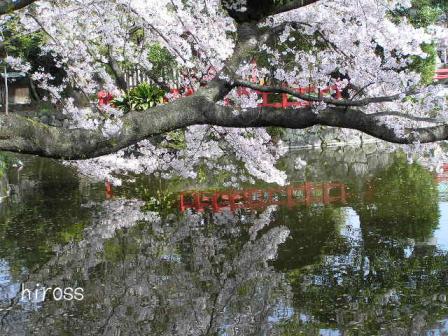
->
[98, 66, 444, 109]
[435, 69, 448, 80]
[234, 84, 342, 109]
[100, 164, 448, 205]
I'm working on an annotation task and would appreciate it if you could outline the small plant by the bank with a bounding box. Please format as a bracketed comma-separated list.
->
[113, 82, 166, 112]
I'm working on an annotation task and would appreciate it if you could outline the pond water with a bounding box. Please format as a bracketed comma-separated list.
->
[0, 146, 447, 335]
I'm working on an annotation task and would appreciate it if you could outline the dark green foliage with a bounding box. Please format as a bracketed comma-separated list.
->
[147, 43, 176, 80]
[393, 0, 447, 28]
[1, 17, 45, 59]
[1, 18, 67, 89]
[266, 126, 287, 140]
[388, 0, 444, 85]
[409, 43, 438, 85]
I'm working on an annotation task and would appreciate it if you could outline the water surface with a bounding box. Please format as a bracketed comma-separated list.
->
[0, 147, 447, 335]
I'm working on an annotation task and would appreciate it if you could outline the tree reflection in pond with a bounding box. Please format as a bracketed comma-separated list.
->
[1, 201, 291, 335]
[357, 155, 439, 240]
[0, 150, 447, 335]
[279, 156, 447, 335]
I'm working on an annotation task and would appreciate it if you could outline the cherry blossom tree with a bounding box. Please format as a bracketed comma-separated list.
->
[0, 0, 447, 184]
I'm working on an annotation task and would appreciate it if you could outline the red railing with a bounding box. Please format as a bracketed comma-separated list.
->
[98, 67, 444, 111]
[234, 84, 342, 109]
[435, 69, 448, 80]
[259, 85, 341, 108]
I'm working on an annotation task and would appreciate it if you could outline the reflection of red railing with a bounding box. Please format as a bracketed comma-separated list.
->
[105, 180, 113, 199]
[179, 182, 348, 213]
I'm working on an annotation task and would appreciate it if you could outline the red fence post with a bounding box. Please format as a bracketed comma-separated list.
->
[180, 192, 185, 212]
[105, 180, 113, 199]
[305, 182, 312, 206]
[194, 193, 203, 212]
[287, 186, 294, 208]
[262, 92, 269, 106]
[322, 183, 329, 205]
[212, 193, 219, 213]
[282, 93, 288, 108]
[335, 86, 342, 100]
[340, 184, 347, 204]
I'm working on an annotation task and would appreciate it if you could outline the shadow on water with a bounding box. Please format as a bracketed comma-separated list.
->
[0, 147, 447, 335]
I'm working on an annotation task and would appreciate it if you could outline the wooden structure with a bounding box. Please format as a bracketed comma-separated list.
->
[0, 71, 31, 108]
[124, 67, 154, 89]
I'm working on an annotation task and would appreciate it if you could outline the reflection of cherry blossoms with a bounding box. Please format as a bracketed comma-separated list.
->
[0, 200, 292, 335]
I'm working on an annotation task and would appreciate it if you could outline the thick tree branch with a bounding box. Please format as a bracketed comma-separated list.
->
[224, 0, 320, 23]
[0, 0, 36, 15]
[268, 0, 320, 16]
[0, 89, 447, 160]
[315, 109, 448, 143]
[370, 111, 444, 124]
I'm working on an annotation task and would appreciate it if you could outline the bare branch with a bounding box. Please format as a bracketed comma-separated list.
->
[233, 80, 405, 106]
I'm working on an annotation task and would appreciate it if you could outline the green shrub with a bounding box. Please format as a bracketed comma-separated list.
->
[113, 82, 166, 112]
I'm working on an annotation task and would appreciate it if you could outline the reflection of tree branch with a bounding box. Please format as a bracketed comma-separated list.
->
[205, 293, 220, 335]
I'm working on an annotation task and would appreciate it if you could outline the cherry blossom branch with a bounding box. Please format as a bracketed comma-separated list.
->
[124, 6, 190, 65]
[168, 0, 215, 72]
[272, 21, 352, 61]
